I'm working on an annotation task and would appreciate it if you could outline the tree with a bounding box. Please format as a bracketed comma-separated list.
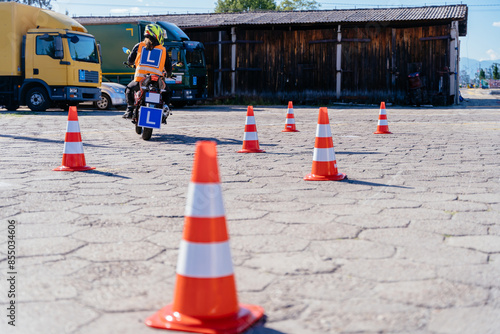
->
[493, 64, 500, 80]
[5, 0, 52, 9]
[479, 69, 486, 80]
[278, 0, 320, 11]
[215, 0, 276, 13]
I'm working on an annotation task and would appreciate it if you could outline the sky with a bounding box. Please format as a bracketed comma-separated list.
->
[51, 0, 500, 62]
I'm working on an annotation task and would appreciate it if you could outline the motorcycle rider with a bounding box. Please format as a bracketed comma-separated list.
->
[122, 24, 172, 118]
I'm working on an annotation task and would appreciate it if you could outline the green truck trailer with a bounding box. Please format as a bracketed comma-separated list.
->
[84, 21, 207, 108]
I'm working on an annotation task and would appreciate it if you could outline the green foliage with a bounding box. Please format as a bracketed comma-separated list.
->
[493, 64, 500, 80]
[278, 0, 320, 11]
[214, 0, 320, 12]
[214, 0, 277, 13]
[6, 0, 52, 9]
[479, 69, 486, 80]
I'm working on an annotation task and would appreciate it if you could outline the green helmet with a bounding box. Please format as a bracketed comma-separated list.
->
[144, 24, 165, 45]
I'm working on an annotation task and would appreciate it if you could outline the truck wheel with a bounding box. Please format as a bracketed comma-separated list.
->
[94, 93, 111, 110]
[26, 87, 49, 112]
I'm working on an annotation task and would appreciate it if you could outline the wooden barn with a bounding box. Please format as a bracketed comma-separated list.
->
[78, 5, 468, 105]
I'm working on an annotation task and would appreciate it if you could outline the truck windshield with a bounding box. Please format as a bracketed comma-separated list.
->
[185, 49, 205, 68]
[169, 47, 184, 69]
[67, 33, 99, 64]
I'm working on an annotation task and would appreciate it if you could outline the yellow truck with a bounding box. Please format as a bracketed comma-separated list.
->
[0, 3, 101, 111]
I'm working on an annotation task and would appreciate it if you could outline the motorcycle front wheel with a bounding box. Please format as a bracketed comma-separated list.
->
[142, 127, 153, 140]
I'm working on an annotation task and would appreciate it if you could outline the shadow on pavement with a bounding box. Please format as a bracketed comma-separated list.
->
[0, 110, 123, 116]
[81, 169, 131, 179]
[151, 133, 242, 146]
[346, 179, 412, 189]
[338, 151, 381, 155]
[243, 317, 286, 334]
[0, 134, 108, 148]
[245, 326, 286, 334]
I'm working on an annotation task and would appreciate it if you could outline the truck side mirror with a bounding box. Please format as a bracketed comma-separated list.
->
[98, 43, 102, 64]
[54, 36, 64, 59]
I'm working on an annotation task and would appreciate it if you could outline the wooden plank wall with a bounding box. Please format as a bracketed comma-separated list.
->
[185, 23, 452, 105]
[391, 24, 451, 105]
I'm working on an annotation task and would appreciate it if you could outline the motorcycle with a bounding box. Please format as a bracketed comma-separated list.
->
[407, 71, 427, 107]
[123, 47, 172, 141]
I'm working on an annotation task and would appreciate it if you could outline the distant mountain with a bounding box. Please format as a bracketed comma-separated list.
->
[460, 57, 500, 79]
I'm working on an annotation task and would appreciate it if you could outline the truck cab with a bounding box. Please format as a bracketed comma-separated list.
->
[23, 29, 101, 111]
[166, 39, 207, 108]
[83, 20, 207, 108]
[157, 21, 208, 108]
[0, 3, 101, 111]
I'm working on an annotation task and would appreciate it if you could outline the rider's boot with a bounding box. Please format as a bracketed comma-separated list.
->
[122, 106, 134, 119]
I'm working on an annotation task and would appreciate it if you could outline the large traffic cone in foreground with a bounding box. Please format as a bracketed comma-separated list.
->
[282, 101, 299, 132]
[146, 141, 264, 334]
[304, 107, 346, 181]
[373, 102, 392, 134]
[53, 106, 95, 172]
[238, 106, 265, 153]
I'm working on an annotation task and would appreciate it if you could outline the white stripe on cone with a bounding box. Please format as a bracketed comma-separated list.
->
[286, 119, 295, 125]
[66, 121, 81, 133]
[313, 147, 336, 162]
[316, 124, 332, 138]
[63, 142, 84, 154]
[176, 240, 234, 278]
[378, 119, 388, 126]
[379, 109, 387, 115]
[245, 116, 256, 124]
[243, 132, 259, 141]
[185, 183, 225, 217]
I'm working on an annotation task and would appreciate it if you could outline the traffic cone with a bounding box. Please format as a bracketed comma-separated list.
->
[238, 106, 265, 153]
[373, 102, 392, 134]
[282, 101, 299, 132]
[304, 107, 346, 181]
[53, 106, 95, 172]
[146, 141, 264, 334]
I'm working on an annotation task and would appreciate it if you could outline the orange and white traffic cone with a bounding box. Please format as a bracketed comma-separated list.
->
[282, 101, 299, 132]
[53, 106, 95, 172]
[146, 141, 264, 334]
[373, 102, 392, 134]
[304, 107, 346, 181]
[238, 106, 265, 153]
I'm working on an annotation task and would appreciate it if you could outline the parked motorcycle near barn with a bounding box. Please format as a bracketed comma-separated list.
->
[407, 71, 426, 106]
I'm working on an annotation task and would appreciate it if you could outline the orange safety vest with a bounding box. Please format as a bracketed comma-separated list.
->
[134, 42, 167, 82]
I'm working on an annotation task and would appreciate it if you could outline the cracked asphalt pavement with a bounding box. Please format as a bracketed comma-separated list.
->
[1, 88, 499, 334]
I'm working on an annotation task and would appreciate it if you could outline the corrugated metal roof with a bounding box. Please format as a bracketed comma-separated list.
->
[76, 5, 467, 28]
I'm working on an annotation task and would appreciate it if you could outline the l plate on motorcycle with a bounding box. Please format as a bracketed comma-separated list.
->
[138, 106, 162, 129]
[145, 92, 161, 104]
